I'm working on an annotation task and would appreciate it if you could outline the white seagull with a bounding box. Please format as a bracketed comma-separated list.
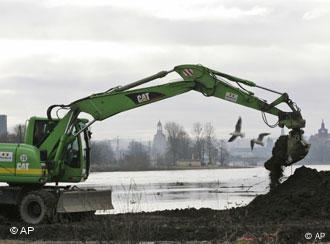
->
[250, 133, 270, 150]
[228, 116, 245, 142]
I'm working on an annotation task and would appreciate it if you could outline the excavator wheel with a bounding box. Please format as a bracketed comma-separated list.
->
[19, 190, 57, 224]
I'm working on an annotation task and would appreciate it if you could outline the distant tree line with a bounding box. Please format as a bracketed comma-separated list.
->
[0, 122, 230, 172]
[90, 140, 150, 171]
[161, 121, 229, 167]
[90, 121, 230, 171]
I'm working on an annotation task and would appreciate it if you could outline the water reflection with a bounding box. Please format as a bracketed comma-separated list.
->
[93, 165, 329, 213]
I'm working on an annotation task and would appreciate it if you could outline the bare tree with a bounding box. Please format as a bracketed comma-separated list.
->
[204, 122, 217, 165]
[164, 122, 182, 165]
[164, 122, 191, 165]
[122, 140, 150, 170]
[218, 139, 229, 166]
[192, 122, 205, 164]
[13, 124, 26, 143]
[90, 140, 116, 171]
[177, 130, 191, 161]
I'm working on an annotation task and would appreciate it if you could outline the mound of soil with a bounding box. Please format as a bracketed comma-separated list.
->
[245, 166, 330, 222]
[1, 166, 330, 243]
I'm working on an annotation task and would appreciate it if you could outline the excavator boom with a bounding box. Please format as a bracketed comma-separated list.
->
[45, 65, 309, 176]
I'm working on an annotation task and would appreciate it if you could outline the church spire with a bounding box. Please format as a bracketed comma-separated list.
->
[157, 120, 163, 133]
[318, 119, 328, 136]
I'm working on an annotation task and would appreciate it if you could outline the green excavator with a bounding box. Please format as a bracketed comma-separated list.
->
[0, 64, 310, 224]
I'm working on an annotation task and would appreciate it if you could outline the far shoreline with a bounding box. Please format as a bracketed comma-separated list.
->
[91, 165, 259, 173]
[91, 162, 329, 173]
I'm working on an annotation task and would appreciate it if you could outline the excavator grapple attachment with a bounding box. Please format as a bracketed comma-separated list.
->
[264, 129, 310, 189]
[56, 188, 113, 213]
[285, 129, 310, 166]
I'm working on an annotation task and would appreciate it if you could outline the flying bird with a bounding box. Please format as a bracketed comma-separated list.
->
[228, 116, 245, 142]
[250, 133, 270, 150]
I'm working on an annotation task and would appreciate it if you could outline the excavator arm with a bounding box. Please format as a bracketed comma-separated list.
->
[65, 64, 305, 129]
[45, 64, 310, 177]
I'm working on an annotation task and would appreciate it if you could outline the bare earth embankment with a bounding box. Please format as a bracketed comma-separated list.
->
[1, 166, 330, 243]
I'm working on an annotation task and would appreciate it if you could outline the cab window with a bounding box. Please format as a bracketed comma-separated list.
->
[33, 120, 57, 146]
[64, 136, 80, 168]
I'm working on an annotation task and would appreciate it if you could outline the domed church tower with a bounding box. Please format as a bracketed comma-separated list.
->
[151, 121, 167, 162]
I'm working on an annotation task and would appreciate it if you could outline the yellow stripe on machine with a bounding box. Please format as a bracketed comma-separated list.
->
[0, 168, 15, 174]
[16, 169, 44, 175]
[0, 168, 45, 175]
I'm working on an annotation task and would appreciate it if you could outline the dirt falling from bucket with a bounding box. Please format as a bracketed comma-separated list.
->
[264, 135, 288, 191]
[269, 164, 284, 190]
[264, 156, 285, 191]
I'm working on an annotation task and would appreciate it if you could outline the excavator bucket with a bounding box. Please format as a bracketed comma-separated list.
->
[264, 129, 310, 189]
[285, 129, 310, 166]
[56, 189, 113, 213]
[265, 129, 310, 170]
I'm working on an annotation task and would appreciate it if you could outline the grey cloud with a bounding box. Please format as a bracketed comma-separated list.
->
[0, 1, 329, 46]
[0, 0, 329, 139]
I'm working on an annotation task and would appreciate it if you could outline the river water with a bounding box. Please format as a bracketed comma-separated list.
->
[1, 165, 328, 213]
[75, 164, 330, 214]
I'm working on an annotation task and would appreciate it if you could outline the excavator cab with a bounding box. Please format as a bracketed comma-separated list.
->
[0, 117, 112, 224]
[24, 117, 91, 183]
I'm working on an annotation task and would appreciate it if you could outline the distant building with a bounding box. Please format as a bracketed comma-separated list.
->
[0, 115, 7, 136]
[176, 160, 201, 167]
[307, 120, 330, 163]
[317, 119, 329, 137]
[151, 121, 167, 164]
[228, 136, 273, 166]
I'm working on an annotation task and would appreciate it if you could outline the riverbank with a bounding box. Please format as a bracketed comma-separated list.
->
[1, 208, 329, 243]
[91, 164, 255, 173]
[1, 166, 329, 243]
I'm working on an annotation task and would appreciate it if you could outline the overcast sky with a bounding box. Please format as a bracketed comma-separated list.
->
[0, 0, 329, 140]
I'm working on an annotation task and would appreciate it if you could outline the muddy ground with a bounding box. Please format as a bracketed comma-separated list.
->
[1, 166, 330, 243]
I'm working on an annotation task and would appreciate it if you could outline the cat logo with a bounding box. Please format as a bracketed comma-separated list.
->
[136, 93, 150, 103]
[17, 163, 29, 170]
[126, 92, 165, 105]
